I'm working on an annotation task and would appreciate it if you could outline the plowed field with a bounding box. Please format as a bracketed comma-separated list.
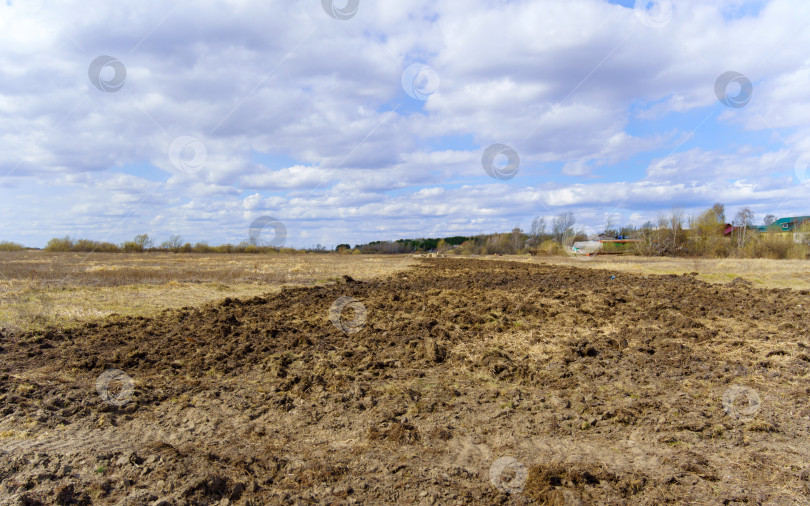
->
[2, 258, 810, 504]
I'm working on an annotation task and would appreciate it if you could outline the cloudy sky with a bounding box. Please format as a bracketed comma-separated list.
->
[1, 0, 809, 249]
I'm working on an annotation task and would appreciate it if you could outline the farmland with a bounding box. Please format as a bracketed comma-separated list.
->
[1, 253, 810, 504]
[0, 251, 416, 333]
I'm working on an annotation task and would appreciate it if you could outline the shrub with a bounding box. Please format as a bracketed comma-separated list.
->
[743, 232, 805, 259]
[45, 236, 73, 252]
[95, 241, 121, 253]
[213, 244, 236, 254]
[78, 239, 118, 252]
[533, 239, 565, 256]
[192, 242, 213, 254]
[0, 241, 25, 251]
[121, 241, 144, 252]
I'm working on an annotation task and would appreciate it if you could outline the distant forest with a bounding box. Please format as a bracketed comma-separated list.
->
[1, 203, 808, 259]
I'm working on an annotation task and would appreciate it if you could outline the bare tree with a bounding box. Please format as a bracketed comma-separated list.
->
[636, 218, 666, 256]
[603, 215, 618, 238]
[160, 234, 183, 251]
[641, 209, 685, 256]
[711, 203, 726, 223]
[133, 234, 153, 250]
[552, 211, 576, 244]
[763, 214, 776, 226]
[528, 216, 546, 248]
[530, 216, 546, 237]
[510, 227, 523, 253]
[733, 208, 754, 249]
[667, 208, 684, 251]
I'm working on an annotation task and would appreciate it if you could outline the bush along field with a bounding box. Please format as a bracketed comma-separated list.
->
[1, 258, 810, 504]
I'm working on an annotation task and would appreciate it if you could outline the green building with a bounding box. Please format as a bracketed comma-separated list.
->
[754, 216, 810, 233]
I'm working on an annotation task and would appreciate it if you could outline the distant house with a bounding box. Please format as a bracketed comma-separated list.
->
[754, 216, 810, 233]
[722, 223, 738, 236]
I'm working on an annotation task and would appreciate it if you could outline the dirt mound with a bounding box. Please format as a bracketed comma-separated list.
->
[2, 258, 810, 504]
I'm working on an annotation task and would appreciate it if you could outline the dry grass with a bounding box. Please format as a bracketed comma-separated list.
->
[487, 254, 810, 290]
[0, 251, 415, 332]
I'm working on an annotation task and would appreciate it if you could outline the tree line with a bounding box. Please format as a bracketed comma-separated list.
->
[1, 203, 806, 259]
[6, 234, 304, 254]
[345, 204, 809, 259]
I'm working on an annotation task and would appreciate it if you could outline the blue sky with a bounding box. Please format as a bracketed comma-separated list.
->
[1, 0, 809, 248]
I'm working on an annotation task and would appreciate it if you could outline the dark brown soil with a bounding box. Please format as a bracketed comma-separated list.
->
[2, 258, 810, 504]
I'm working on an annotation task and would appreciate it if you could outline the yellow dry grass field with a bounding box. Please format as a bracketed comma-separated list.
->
[0, 251, 415, 333]
[499, 254, 810, 291]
